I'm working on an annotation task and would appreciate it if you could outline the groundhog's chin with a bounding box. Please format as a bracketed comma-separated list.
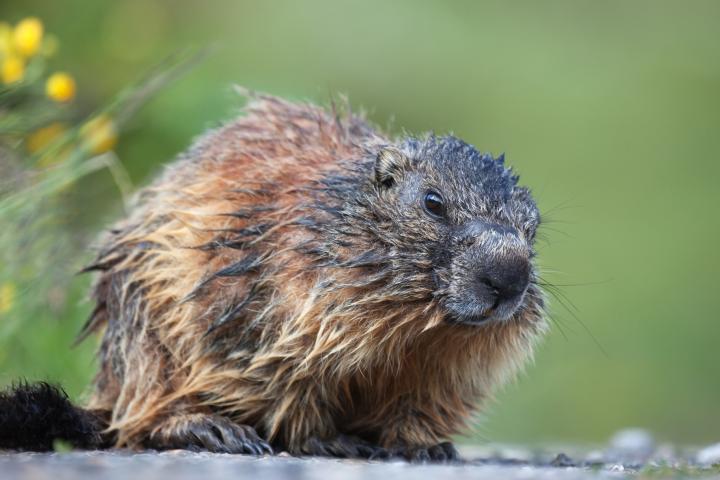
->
[443, 293, 527, 326]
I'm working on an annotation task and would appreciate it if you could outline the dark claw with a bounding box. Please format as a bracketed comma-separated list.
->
[356, 443, 381, 458]
[368, 448, 392, 460]
[393, 442, 460, 464]
[439, 441, 460, 461]
[412, 448, 431, 463]
[303, 434, 384, 459]
[428, 444, 447, 461]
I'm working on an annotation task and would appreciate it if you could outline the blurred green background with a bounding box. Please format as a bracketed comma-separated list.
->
[1, 0, 718, 446]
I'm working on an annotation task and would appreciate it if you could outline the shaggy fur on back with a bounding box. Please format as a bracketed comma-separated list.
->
[63, 91, 548, 459]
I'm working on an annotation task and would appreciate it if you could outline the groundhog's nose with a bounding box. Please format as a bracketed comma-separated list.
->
[476, 256, 530, 308]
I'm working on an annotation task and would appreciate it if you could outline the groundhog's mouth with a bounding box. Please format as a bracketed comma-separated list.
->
[444, 290, 528, 326]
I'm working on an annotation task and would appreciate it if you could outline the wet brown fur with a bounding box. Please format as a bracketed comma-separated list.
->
[81, 91, 547, 457]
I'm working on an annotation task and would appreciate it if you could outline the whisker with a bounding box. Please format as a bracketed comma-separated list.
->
[540, 198, 581, 218]
[537, 279, 612, 288]
[534, 277, 609, 358]
[526, 287, 572, 339]
[537, 225, 572, 238]
[541, 285, 580, 315]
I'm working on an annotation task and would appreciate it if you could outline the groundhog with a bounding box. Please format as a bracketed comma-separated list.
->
[0, 91, 546, 461]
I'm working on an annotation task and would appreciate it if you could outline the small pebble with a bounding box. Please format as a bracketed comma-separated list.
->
[697, 442, 720, 466]
[608, 428, 655, 459]
[610, 428, 655, 455]
[550, 453, 576, 467]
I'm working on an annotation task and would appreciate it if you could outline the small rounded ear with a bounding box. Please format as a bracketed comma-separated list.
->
[374, 146, 409, 188]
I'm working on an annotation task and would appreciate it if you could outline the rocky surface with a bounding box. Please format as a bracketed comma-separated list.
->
[1, 430, 719, 479]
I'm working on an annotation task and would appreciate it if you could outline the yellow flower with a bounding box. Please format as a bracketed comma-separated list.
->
[13, 17, 44, 57]
[81, 115, 118, 155]
[0, 282, 16, 314]
[1, 54, 24, 84]
[46, 72, 76, 102]
[26, 122, 67, 154]
[0, 22, 12, 55]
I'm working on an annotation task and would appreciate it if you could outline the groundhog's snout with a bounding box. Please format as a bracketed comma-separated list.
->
[447, 220, 532, 324]
[475, 247, 530, 315]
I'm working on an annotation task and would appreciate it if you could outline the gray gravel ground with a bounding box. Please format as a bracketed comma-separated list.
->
[1, 431, 719, 480]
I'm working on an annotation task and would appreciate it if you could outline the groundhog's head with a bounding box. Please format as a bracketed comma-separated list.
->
[318, 135, 542, 327]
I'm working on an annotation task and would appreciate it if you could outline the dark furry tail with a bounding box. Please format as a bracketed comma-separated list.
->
[0, 382, 108, 451]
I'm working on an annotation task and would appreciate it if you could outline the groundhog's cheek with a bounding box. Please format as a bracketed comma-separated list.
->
[443, 253, 490, 314]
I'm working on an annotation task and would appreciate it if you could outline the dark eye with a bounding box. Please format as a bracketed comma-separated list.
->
[423, 191, 445, 218]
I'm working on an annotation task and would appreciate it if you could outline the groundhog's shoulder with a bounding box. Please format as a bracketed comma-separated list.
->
[99, 93, 385, 264]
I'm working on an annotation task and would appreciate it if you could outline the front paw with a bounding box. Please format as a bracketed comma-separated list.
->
[389, 442, 460, 463]
[148, 413, 273, 455]
[302, 434, 383, 459]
